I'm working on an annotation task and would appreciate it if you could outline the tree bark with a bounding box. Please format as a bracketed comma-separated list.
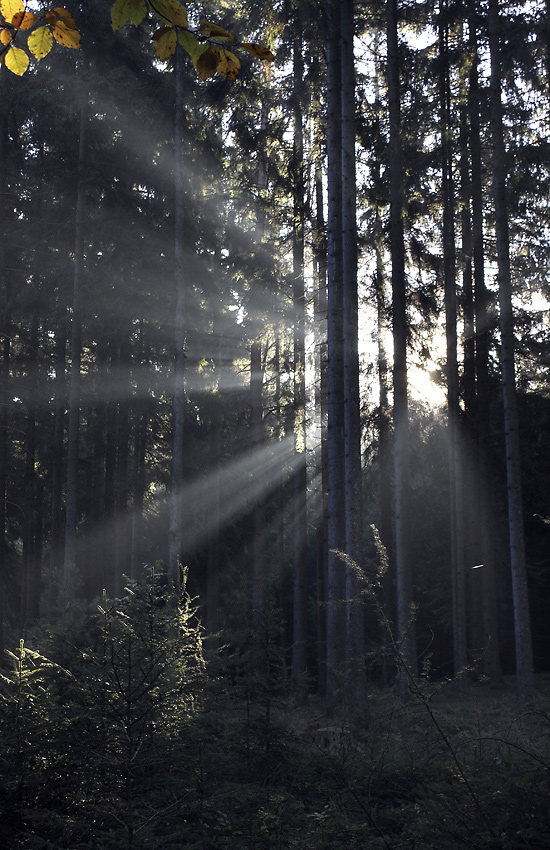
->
[439, 7, 467, 683]
[387, 0, 417, 687]
[468, 11, 502, 682]
[313, 110, 328, 697]
[0, 76, 9, 656]
[168, 44, 187, 595]
[341, 0, 365, 704]
[290, 19, 309, 690]
[488, 0, 534, 697]
[63, 95, 88, 613]
[250, 341, 266, 622]
[325, 0, 346, 710]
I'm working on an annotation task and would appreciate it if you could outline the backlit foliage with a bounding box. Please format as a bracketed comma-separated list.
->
[111, 0, 273, 80]
[0, 0, 79, 74]
[0, 0, 273, 77]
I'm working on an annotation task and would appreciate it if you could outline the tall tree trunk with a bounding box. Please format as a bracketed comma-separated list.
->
[49, 320, 66, 595]
[250, 341, 266, 622]
[341, 0, 365, 703]
[168, 44, 187, 595]
[373, 36, 394, 682]
[469, 11, 502, 681]
[488, 0, 534, 697]
[387, 0, 416, 687]
[325, 0, 346, 710]
[0, 76, 10, 657]
[130, 321, 149, 581]
[290, 22, 308, 690]
[104, 338, 118, 595]
[22, 317, 41, 629]
[459, 33, 482, 666]
[439, 7, 467, 682]
[63, 96, 88, 613]
[313, 111, 328, 697]
[115, 330, 131, 594]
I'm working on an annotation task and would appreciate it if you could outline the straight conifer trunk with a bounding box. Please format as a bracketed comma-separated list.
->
[386, 0, 416, 686]
[0, 79, 9, 655]
[290, 21, 308, 688]
[341, 0, 365, 703]
[250, 341, 266, 622]
[488, 0, 534, 697]
[168, 44, 187, 594]
[325, 0, 346, 710]
[50, 321, 66, 587]
[468, 11, 502, 681]
[313, 121, 328, 696]
[63, 96, 87, 612]
[439, 8, 467, 681]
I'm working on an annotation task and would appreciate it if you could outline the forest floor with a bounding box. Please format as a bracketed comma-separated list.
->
[196, 673, 550, 850]
[5, 660, 550, 849]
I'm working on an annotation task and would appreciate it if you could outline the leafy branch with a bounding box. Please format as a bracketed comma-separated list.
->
[0, 0, 274, 78]
[0, 0, 80, 75]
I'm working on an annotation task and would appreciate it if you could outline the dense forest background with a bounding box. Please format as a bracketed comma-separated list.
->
[1, 0, 550, 696]
[2, 0, 550, 846]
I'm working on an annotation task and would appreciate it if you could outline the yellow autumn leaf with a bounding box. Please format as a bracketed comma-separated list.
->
[240, 43, 275, 62]
[152, 25, 176, 60]
[0, 0, 24, 24]
[195, 45, 219, 80]
[161, 0, 187, 28]
[52, 7, 77, 30]
[216, 48, 239, 80]
[28, 25, 53, 59]
[4, 44, 29, 74]
[199, 19, 234, 41]
[11, 9, 37, 29]
[0, 27, 13, 44]
[50, 20, 80, 48]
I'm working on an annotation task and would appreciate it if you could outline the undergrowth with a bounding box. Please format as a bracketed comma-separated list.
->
[1, 572, 550, 849]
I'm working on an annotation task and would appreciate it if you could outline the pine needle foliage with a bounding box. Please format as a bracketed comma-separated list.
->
[0, 570, 205, 848]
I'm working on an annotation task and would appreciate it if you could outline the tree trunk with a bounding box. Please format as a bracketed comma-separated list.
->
[168, 44, 187, 595]
[439, 7, 467, 683]
[387, 0, 416, 687]
[488, 0, 534, 697]
[49, 320, 66, 595]
[290, 21, 308, 691]
[373, 36, 394, 683]
[0, 77, 10, 657]
[325, 0, 346, 710]
[313, 113, 328, 697]
[250, 341, 266, 622]
[63, 96, 88, 613]
[468, 11, 502, 682]
[341, 0, 365, 704]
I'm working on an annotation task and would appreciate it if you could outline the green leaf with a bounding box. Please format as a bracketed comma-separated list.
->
[126, 0, 146, 25]
[147, 0, 172, 25]
[178, 28, 202, 61]
[111, 0, 129, 29]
